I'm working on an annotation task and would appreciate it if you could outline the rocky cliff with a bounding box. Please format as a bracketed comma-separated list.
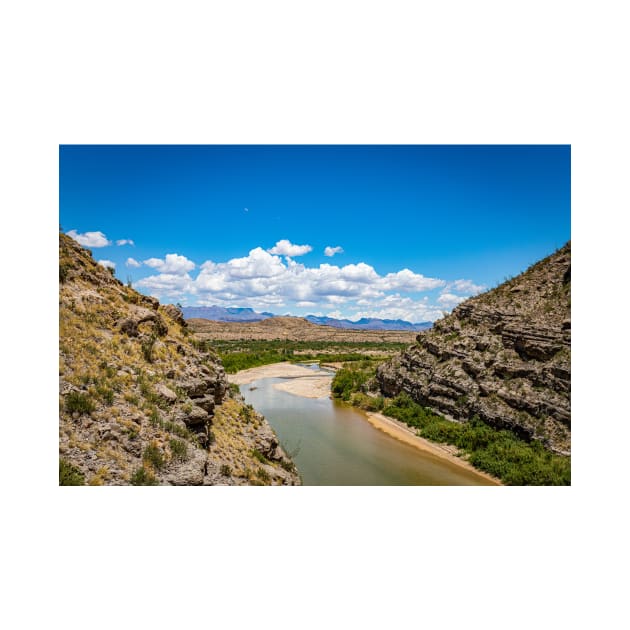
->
[377, 243, 571, 455]
[59, 233, 299, 485]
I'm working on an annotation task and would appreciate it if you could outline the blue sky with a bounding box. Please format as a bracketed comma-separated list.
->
[60, 145, 570, 322]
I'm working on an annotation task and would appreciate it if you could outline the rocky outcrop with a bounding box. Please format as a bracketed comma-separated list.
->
[377, 243, 571, 455]
[59, 232, 299, 485]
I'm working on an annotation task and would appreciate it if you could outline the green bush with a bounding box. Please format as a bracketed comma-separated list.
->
[380, 394, 571, 486]
[143, 443, 165, 470]
[257, 467, 270, 482]
[96, 385, 115, 405]
[65, 391, 96, 415]
[130, 467, 159, 486]
[251, 449, 268, 464]
[59, 459, 85, 485]
[141, 335, 157, 363]
[169, 438, 188, 461]
[59, 263, 70, 284]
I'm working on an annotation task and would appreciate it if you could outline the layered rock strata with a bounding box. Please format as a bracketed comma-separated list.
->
[377, 243, 571, 455]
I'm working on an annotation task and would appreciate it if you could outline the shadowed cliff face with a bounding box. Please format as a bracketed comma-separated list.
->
[377, 243, 571, 455]
[59, 233, 300, 485]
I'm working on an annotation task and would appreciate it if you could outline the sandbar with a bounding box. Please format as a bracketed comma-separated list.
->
[228, 362, 319, 385]
[273, 375, 333, 398]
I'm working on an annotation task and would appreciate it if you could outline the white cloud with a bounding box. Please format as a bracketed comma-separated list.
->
[133, 245, 481, 322]
[116, 239, 135, 246]
[97, 259, 116, 270]
[144, 253, 195, 274]
[378, 269, 446, 292]
[125, 257, 141, 268]
[437, 293, 468, 308]
[351, 294, 443, 323]
[445, 279, 486, 295]
[67, 230, 111, 248]
[137, 273, 195, 298]
[324, 245, 344, 257]
[268, 239, 313, 257]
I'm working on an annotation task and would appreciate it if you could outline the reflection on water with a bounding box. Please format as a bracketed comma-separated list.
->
[240, 364, 495, 486]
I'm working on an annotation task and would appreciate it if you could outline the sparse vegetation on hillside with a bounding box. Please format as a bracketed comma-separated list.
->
[59, 232, 300, 486]
[59, 459, 85, 485]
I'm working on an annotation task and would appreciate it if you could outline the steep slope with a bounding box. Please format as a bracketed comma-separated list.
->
[377, 243, 571, 455]
[59, 233, 299, 485]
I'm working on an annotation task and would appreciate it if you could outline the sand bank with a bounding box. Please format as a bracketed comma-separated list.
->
[364, 412, 501, 485]
[272, 375, 333, 398]
[228, 362, 318, 385]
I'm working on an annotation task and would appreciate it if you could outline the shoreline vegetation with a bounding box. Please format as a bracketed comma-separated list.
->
[196, 332, 570, 486]
[332, 362, 571, 486]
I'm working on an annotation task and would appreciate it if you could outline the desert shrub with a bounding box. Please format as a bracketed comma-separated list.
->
[147, 405, 160, 426]
[169, 438, 188, 461]
[251, 449, 268, 464]
[96, 385, 115, 405]
[141, 335, 157, 363]
[59, 263, 70, 284]
[143, 443, 165, 470]
[59, 459, 85, 485]
[130, 467, 159, 486]
[349, 392, 384, 412]
[220, 464, 232, 476]
[65, 391, 96, 414]
[257, 467, 270, 482]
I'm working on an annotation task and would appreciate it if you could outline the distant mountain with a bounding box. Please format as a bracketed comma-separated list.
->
[305, 315, 433, 332]
[181, 305, 432, 331]
[181, 306, 275, 322]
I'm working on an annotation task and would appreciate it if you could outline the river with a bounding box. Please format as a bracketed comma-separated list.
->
[238, 363, 496, 486]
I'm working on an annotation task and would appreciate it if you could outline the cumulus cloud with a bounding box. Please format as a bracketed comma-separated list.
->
[134, 245, 481, 322]
[268, 239, 312, 257]
[445, 279, 486, 295]
[116, 239, 135, 246]
[349, 295, 443, 323]
[144, 253, 195, 274]
[137, 273, 195, 298]
[97, 259, 116, 270]
[125, 257, 141, 268]
[437, 293, 468, 308]
[67, 230, 111, 248]
[378, 269, 445, 292]
[324, 245, 344, 257]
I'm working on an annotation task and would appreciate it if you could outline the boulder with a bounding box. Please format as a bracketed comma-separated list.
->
[163, 304, 187, 328]
[155, 383, 177, 404]
[183, 405, 209, 427]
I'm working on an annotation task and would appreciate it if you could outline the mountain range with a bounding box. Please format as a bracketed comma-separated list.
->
[181, 305, 432, 331]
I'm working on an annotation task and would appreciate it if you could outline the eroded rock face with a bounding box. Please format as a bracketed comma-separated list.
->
[59, 232, 300, 486]
[377, 242, 571, 455]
